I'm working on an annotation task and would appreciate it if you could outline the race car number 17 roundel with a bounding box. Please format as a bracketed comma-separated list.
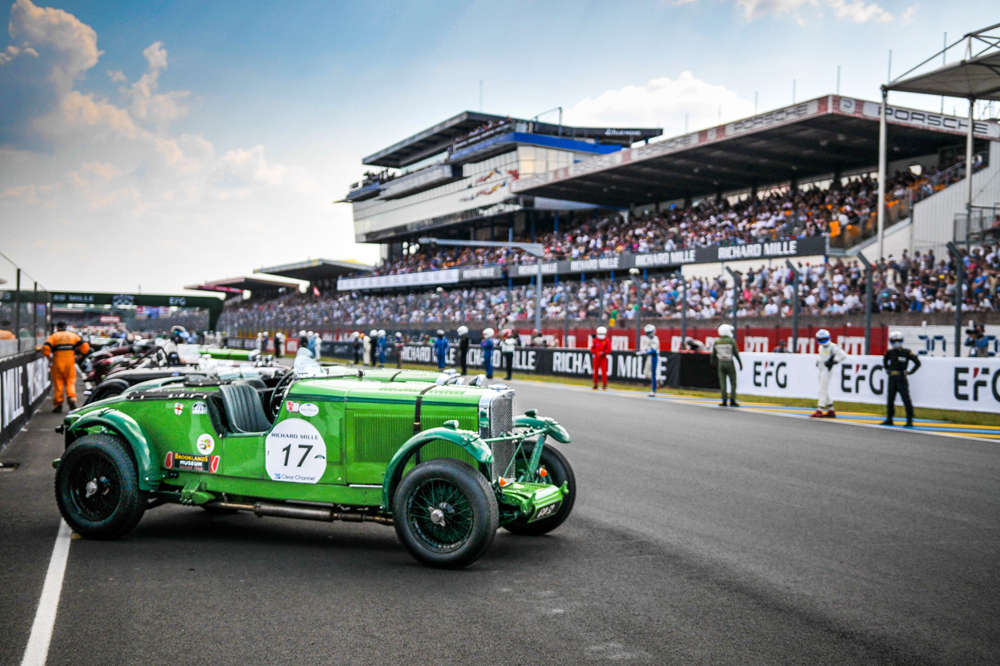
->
[264, 418, 328, 484]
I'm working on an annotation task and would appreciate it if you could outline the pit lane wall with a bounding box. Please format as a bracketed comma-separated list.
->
[0, 351, 50, 450]
[735, 353, 1000, 412]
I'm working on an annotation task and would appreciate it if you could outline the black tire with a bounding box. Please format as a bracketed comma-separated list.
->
[503, 443, 576, 536]
[85, 379, 129, 405]
[393, 458, 498, 569]
[55, 434, 147, 540]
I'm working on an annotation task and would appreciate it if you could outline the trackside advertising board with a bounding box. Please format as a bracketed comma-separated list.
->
[736, 353, 1000, 412]
[0, 351, 51, 450]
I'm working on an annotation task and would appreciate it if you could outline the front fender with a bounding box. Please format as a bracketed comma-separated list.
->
[381, 426, 493, 511]
[514, 414, 571, 444]
[67, 409, 162, 491]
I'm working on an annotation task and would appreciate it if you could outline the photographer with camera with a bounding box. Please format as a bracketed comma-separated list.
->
[964, 322, 989, 357]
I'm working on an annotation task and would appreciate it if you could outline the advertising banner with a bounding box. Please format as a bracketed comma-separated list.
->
[736, 352, 1000, 412]
[0, 351, 50, 450]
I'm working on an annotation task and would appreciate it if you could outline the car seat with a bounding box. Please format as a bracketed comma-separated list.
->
[218, 383, 272, 433]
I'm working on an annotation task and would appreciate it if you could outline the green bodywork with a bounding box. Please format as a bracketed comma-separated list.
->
[321, 365, 460, 385]
[59, 377, 570, 523]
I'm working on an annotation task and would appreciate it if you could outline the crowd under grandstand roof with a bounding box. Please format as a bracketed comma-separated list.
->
[254, 258, 373, 284]
[511, 94, 1000, 209]
[185, 274, 305, 298]
[362, 110, 662, 169]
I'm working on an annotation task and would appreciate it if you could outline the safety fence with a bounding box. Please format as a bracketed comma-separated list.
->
[735, 352, 1000, 412]
[0, 252, 50, 359]
[0, 351, 51, 450]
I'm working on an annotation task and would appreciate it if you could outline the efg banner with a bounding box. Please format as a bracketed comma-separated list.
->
[1, 351, 51, 450]
[736, 352, 1000, 412]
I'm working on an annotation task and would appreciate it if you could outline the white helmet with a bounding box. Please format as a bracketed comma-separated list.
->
[299, 330, 307, 337]
[717, 324, 733, 338]
[889, 330, 904, 346]
[263, 331, 269, 337]
[643, 324, 656, 335]
[457, 326, 469, 336]
[596, 326, 607, 338]
[816, 329, 831, 344]
[483, 328, 495, 339]
[378, 329, 386, 337]
[369, 330, 377, 337]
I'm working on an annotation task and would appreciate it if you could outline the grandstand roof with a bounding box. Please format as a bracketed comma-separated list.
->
[254, 258, 373, 282]
[887, 23, 1000, 101]
[363, 111, 662, 169]
[511, 94, 1000, 209]
[185, 274, 304, 297]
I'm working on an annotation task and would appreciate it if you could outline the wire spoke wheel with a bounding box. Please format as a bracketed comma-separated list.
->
[407, 478, 474, 553]
[68, 453, 122, 522]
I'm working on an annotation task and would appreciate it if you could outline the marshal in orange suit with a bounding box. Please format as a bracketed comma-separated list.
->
[41, 322, 89, 412]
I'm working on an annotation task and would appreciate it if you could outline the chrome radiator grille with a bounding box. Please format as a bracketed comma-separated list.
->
[484, 390, 515, 482]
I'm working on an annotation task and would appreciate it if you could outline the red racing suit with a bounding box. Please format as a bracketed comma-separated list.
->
[590, 336, 612, 386]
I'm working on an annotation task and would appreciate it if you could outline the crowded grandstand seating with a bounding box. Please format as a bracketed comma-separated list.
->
[218, 243, 999, 332]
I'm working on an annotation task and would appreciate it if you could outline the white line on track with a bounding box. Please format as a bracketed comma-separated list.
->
[20, 521, 72, 666]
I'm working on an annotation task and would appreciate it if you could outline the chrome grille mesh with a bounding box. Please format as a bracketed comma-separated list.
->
[487, 391, 515, 481]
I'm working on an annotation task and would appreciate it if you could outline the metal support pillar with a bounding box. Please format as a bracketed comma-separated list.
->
[966, 98, 975, 220]
[856, 255, 873, 355]
[877, 87, 888, 260]
[32, 281, 37, 339]
[14, 268, 21, 346]
[726, 267, 740, 340]
[947, 242, 963, 357]
[786, 260, 801, 353]
[680, 273, 687, 351]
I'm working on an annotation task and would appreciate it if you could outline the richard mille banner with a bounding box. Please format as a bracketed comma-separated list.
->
[735, 353, 1000, 412]
[0, 351, 50, 449]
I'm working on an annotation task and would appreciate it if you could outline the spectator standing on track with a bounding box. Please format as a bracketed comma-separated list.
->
[881, 330, 921, 427]
[481, 328, 495, 379]
[41, 322, 89, 412]
[501, 329, 517, 380]
[351, 331, 362, 365]
[639, 324, 660, 397]
[394, 332, 404, 368]
[377, 329, 387, 366]
[711, 324, 742, 407]
[590, 326, 611, 390]
[811, 329, 847, 418]
[274, 331, 284, 358]
[457, 326, 470, 375]
[434, 329, 449, 370]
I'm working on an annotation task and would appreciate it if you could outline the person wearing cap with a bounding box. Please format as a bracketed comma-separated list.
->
[481, 328, 495, 379]
[881, 330, 921, 427]
[711, 324, 742, 407]
[394, 332, 404, 368]
[590, 326, 611, 390]
[433, 329, 449, 370]
[377, 329, 387, 366]
[41, 321, 90, 412]
[351, 331, 362, 365]
[500, 329, 517, 380]
[457, 325, 470, 375]
[812, 328, 847, 418]
[638, 324, 660, 397]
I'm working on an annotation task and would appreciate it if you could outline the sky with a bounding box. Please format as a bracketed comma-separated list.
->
[0, 0, 993, 294]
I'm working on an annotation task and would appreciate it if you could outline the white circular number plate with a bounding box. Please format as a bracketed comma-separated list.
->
[265, 418, 327, 484]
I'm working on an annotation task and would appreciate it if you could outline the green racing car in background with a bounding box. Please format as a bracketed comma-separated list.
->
[53, 371, 574, 568]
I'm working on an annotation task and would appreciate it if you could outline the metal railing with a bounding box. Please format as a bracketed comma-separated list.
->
[829, 153, 989, 252]
[954, 204, 1000, 249]
[0, 252, 50, 358]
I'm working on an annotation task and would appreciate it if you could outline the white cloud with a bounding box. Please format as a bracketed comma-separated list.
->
[565, 72, 756, 134]
[7, 0, 101, 92]
[899, 4, 918, 25]
[735, 0, 816, 21]
[826, 0, 892, 22]
[128, 41, 190, 127]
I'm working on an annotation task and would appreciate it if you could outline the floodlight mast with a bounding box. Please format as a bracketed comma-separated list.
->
[418, 237, 545, 335]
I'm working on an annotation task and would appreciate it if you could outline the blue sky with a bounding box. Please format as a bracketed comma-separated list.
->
[0, 0, 992, 292]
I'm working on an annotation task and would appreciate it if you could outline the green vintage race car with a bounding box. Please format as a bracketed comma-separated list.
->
[53, 374, 574, 568]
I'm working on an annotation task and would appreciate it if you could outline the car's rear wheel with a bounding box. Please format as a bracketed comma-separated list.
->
[503, 443, 575, 536]
[85, 378, 129, 405]
[55, 433, 147, 540]
[393, 458, 498, 569]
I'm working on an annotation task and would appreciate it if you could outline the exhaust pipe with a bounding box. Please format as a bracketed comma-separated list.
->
[207, 501, 393, 526]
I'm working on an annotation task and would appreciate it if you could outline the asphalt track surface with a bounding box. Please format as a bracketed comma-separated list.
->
[2, 379, 998, 665]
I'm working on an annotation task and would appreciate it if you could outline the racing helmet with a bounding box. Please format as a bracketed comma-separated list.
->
[395, 332, 402, 340]
[457, 325, 469, 336]
[436, 329, 445, 336]
[889, 330, 904, 347]
[596, 326, 607, 339]
[369, 330, 377, 337]
[483, 328, 495, 339]
[299, 330, 307, 338]
[378, 329, 386, 337]
[717, 324, 734, 338]
[644, 324, 656, 336]
[816, 329, 831, 345]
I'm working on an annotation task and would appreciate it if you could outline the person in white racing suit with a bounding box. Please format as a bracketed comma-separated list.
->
[812, 328, 847, 418]
[293, 335, 323, 376]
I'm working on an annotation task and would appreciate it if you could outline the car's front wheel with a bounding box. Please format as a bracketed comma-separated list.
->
[55, 433, 147, 539]
[393, 458, 498, 569]
[503, 443, 575, 536]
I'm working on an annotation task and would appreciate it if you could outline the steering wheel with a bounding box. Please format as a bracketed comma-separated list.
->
[268, 371, 297, 419]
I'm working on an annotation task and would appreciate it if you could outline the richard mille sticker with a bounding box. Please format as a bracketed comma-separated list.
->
[299, 403, 319, 417]
[196, 434, 215, 455]
[192, 402, 208, 415]
[264, 418, 327, 484]
[173, 403, 184, 416]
